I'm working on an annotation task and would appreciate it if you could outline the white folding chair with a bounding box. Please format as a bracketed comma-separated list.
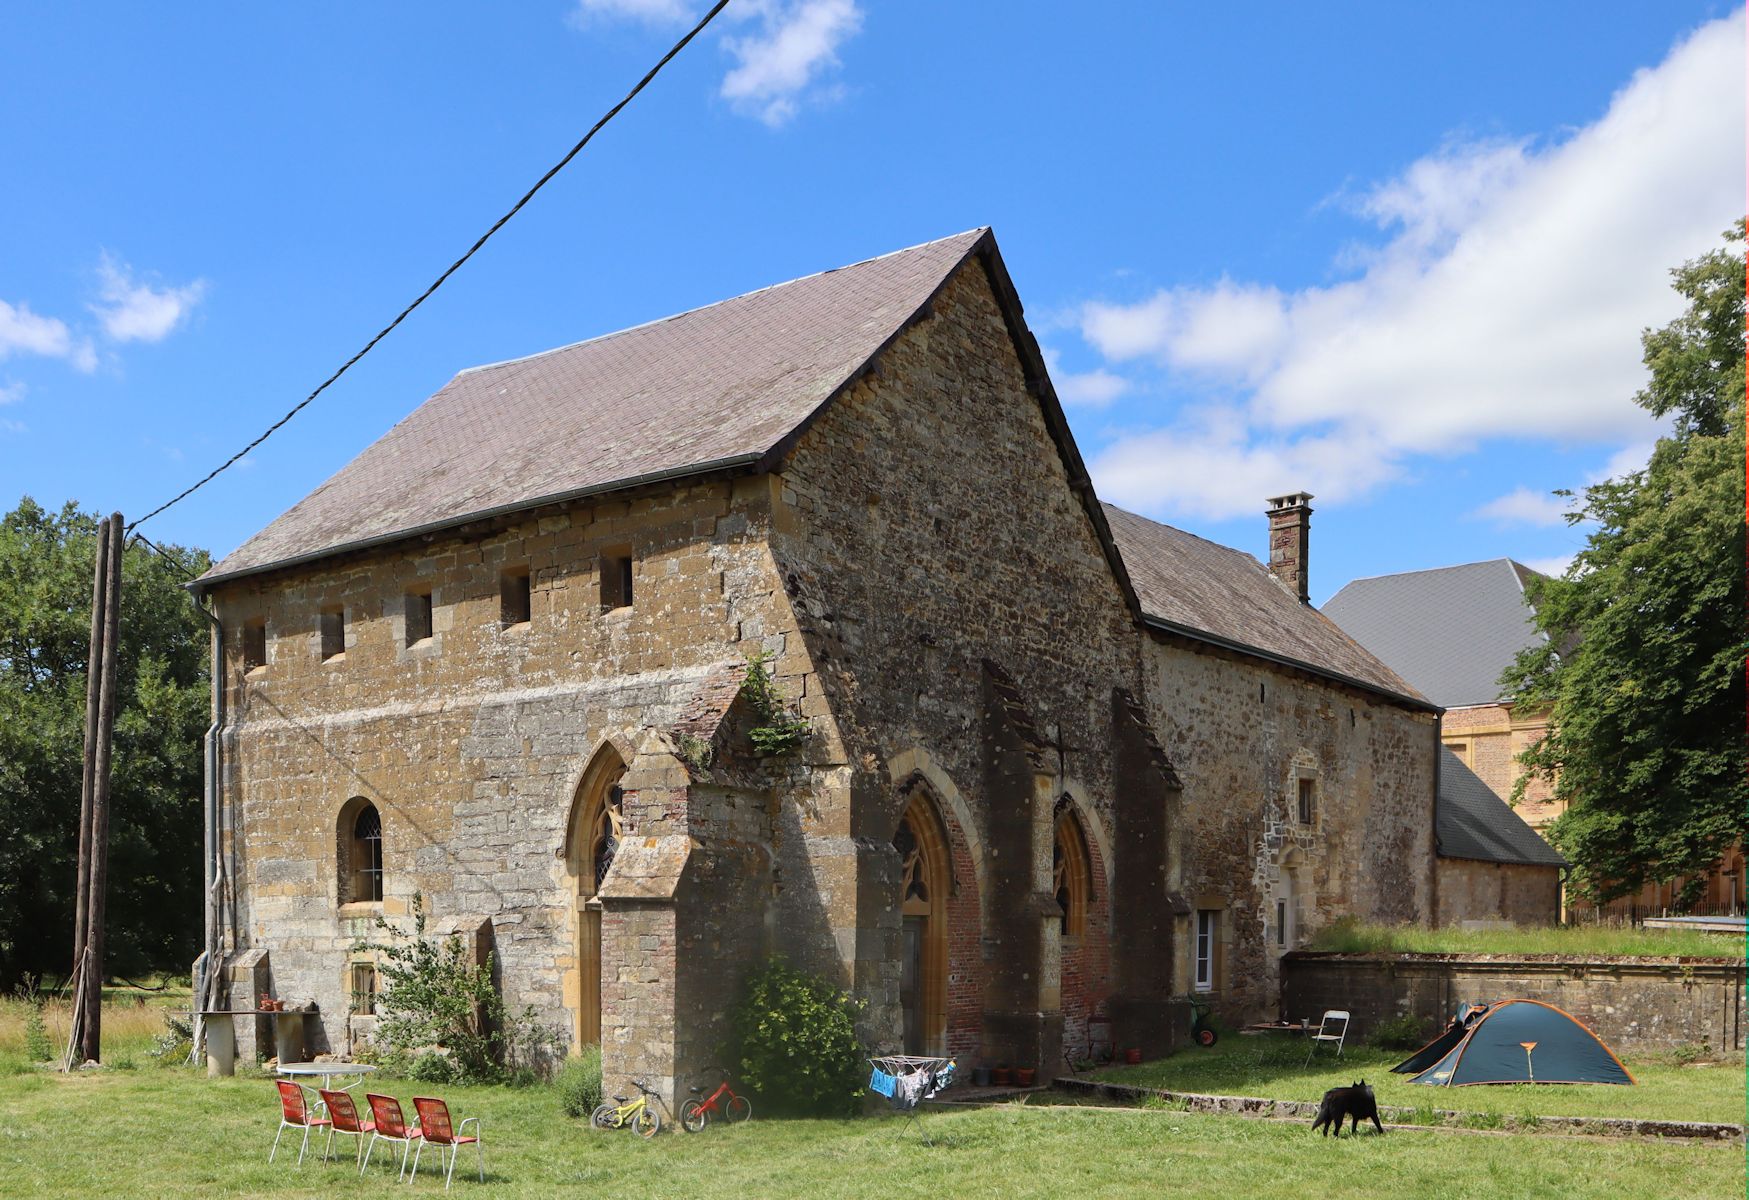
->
[1305, 1010, 1350, 1065]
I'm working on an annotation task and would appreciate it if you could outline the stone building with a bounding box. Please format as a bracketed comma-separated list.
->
[193, 229, 1437, 1101]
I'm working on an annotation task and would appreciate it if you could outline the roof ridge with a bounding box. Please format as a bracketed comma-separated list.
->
[457, 227, 991, 378]
[1331, 556, 1526, 591]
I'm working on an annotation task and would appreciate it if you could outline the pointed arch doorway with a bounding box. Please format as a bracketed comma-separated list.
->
[566, 749, 626, 1050]
[894, 791, 948, 1054]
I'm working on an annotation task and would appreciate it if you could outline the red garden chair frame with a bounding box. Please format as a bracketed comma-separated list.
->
[269, 1080, 331, 1165]
[361, 1092, 424, 1180]
[410, 1096, 484, 1189]
[317, 1088, 376, 1170]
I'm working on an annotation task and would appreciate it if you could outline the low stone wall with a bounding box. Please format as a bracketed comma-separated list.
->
[1049, 1077, 1744, 1142]
[1281, 952, 1745, 1051]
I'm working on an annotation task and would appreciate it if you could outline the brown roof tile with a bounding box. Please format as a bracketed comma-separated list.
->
[202, 229, 989, 583]
[1102, 503, 1430, 707]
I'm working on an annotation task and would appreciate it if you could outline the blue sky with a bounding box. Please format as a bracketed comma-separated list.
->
[1, 3, 1741, 602]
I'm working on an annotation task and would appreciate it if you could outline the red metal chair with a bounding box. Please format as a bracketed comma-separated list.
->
[361, 1092, 424, 1180]
[269, 1080, 331, 1165]
[317, 1088, 376, 1169]
[410, 1096, 484, 1189]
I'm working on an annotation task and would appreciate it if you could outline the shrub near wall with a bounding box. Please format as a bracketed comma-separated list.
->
[733, 959, 866, 1116]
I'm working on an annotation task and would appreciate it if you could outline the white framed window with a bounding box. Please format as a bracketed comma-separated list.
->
[1194, 909, 1219, 992]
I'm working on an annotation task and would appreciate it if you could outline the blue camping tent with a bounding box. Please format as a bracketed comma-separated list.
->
[1391, 1003, 1489, 1075]
[1407, 998, 1633, 1086]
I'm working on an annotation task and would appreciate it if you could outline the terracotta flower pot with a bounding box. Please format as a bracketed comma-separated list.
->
[1016, 1067, 1036, 1087]
[1125, 1047, 1142, 1065]
[992, 1067, 1012, 1086]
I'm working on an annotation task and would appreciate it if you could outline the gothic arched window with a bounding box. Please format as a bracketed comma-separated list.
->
[1053, 808, 1091, 938]
[340, 798, 384, 905]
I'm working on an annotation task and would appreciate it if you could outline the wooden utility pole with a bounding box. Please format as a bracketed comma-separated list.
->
[66, 513, 122, 1067]
[70, 517, 110, 986]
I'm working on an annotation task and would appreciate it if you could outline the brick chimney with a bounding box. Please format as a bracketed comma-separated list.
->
[1265, 492, 1314, 604]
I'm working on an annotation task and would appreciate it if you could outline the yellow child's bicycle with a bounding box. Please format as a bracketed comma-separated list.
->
[591, 1079, 666, 1138]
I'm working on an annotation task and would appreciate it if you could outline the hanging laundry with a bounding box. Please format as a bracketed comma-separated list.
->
[868, 1066, 897, 1098]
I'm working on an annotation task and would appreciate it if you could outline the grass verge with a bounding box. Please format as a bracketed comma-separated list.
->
[0, 1066, 1739, 1199]
[1087, 1038, 1745, 1125]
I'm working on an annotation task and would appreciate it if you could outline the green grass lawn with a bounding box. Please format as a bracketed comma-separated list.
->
[0, 1065, 1741, 1200]
[1305, 918, 1746, 959]
[1089, 1038, 1746, 1126]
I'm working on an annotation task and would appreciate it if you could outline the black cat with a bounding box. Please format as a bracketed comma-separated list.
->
[1311, 1080, 1384, 1137]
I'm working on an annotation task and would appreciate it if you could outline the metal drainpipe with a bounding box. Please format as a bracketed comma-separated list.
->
[1428, 712, 1443, 926]
[185, 585, 225, 1049]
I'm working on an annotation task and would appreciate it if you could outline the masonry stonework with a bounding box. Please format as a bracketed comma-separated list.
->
[203, 231, 1440, 1106]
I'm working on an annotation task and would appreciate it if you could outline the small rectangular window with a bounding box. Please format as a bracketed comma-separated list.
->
[500, 569, 531, 627]
[404, 591, 433, 646]
[349, 962, 378, 1016]
[242, 620, 267, 673]
[319, 608, 345, 660]
[1297, 778, 1316, 825]
[1276, 899, 1287, 947]
[600, 550, 634, 611]
[1194, 909, 1218, 992]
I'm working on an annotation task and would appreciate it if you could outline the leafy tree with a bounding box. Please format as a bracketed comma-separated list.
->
[1503, 224, 1747, 908]
[0, 498, 210, 989]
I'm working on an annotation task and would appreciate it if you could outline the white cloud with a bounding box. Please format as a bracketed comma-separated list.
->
[1473, 487, 1575, 527]
[1078, 12, 1745, 518]
[0, 381, 24, 406]
[1043, 347, 1131, 408]
[0, 299, 75, 361]
[1090, 405, 1404, 520]
[90, 255, 206, 344]
[1521, 552, 1576, 579]
[0, 417, 25, 435]
[720, 0, 862, 126]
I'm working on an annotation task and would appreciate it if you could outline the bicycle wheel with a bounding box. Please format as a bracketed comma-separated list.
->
[633, 1107, 661, 1138]
[724, 1094, 752, 1124]
[679, 1099, 709, 1133]
[590, 1103, 618, 1131]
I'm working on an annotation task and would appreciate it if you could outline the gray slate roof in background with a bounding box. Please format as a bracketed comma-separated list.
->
[1321, 559, 1546, 708]
[1102, 504, 1428, 706]
[202, 229, 990, 583]
[1437, 747, 1566, 867]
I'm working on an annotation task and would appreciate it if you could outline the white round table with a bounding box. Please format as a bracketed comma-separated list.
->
[277, 1061, 378, 1092]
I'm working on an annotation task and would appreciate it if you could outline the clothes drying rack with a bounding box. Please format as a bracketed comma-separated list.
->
[868, 1053, 956, 1144]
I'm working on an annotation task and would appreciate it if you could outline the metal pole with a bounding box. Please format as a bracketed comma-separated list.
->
[79, 513, 124, 1063]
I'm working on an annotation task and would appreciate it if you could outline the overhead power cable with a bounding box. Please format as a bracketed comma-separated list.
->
[129, 0, 733, 534]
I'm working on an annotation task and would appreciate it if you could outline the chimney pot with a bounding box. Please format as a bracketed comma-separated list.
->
[1265, 492, 1314, 604]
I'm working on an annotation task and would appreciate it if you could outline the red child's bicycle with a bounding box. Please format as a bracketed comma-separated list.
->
[679, 1069, 753, 1132]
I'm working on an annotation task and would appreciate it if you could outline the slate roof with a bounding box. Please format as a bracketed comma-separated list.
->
[1102, 504, 1430, 708]
[200, 229, 992, 584]
[1437, 747, 1565, 867]
[1321, 559, 1546, 708]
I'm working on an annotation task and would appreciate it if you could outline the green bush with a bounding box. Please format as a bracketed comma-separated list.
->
[733, 958, 866, 1116]
[361, 896, 559, 1084]
[1368, 1012, 1431, 1051]
[740, 652, 809, 758]
[23, 1005, 51, 1063]
[147, 1013, 192, 1064]
[556, 1046, 603, 1118]
[407, 1052, 461, 1084]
